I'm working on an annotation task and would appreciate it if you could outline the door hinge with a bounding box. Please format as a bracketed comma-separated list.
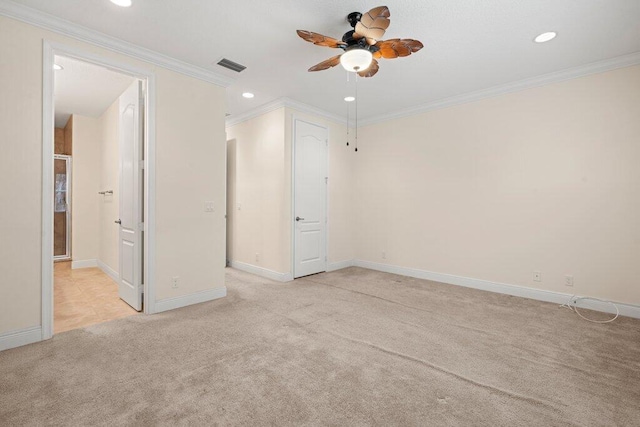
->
[139, 160, 145, 170]
[325, 177, 328, 184]
[138, 222, 144, 231]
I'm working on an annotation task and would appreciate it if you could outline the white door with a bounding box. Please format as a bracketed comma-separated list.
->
[117, 81, 143, 311]
[294, 119, 328, 278]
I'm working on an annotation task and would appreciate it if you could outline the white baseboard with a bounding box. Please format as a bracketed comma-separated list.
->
[97, 260, 118, 283]
[229, 260, 294, 282]
[353, 260, 640, 319]
[327, 259, 356, 272]
[0, 326, 42, 352]
[71, 259, 98, 269]
[155, 286, 227, 313]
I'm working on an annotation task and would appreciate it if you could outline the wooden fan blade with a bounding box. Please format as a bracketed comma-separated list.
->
[375, 39, 424, 59]
[354, 6, 391, 45]
[357, 59, 379, 78]
[296, 30, 346, 48]
[308, 55, 342, 72]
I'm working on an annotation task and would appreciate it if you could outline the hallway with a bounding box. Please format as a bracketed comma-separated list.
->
[54, 262, 138, 334]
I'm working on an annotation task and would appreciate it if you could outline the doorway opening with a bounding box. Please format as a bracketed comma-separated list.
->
[53, 154, 72, 261]
[43, 42, 156, 338]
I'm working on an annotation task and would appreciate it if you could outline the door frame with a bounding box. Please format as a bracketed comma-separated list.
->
[42, 40, 157, 340]
[53, 154, 72, 261]
[290, 116, 329, 278]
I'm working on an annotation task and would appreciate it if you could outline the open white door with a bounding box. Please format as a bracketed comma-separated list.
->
[293, 119, 328, 278]
[117, 81, 143, 311]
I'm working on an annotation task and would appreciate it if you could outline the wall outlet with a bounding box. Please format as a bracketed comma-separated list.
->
[381, 251, 386, 260]
[533, 271, 542, 282]
[203, 201, 214, 212]
[255, 253, 260, 263]
[171, 276, 179, 288]
[565, 275, 574, 287]
[237, 203, 242, 211]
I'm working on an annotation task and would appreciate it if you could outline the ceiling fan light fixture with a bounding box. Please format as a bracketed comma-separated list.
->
[340, 48, 373, 72]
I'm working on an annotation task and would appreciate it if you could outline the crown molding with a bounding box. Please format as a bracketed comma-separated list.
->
[359, 51, 640, 126]
[225, 98, 287, 128]
[282, 97, 347, 125]
[0, 0, 233, 87]
[227, 51, 640, 129]
[226, 97, 347, 128]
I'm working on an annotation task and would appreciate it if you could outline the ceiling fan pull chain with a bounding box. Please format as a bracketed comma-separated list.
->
[355, 72, 358, 152]
[346, 97, 350, 146]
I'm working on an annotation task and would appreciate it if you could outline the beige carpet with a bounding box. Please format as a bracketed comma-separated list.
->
[1, 267, 639, 426]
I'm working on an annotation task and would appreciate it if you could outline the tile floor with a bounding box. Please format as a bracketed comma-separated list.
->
[54, 261, 139, 334]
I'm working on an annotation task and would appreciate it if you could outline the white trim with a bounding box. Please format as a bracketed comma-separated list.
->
[290, 115, 296, 280]
[230, 260, 294, 282]
[155, 287, 227, 313]
[226, 98, 285, 128]
[359, 52, 640, 126]
[41, 39, 54, 340]
[97, 260, 118, 283]
[226, 97, 347, 128]
[71, 259, 98, 269]
[0, 0, 232, 87]
[354, 260, 640, 319]
[327, 259, 355, 272]
[0, 327, 42, 352]
[143, 73, 157, 314]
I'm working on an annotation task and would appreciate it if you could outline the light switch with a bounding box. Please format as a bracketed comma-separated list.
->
[204, 201, 214, 212]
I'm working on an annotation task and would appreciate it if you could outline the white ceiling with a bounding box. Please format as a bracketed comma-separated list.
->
[16, 0, 640, 122]
[54, 55, 135, 127]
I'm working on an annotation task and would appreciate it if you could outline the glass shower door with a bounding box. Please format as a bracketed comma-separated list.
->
[54, 155, 71, 260]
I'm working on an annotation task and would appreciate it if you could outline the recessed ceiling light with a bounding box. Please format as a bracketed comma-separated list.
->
[534, 32, 557, 43]
[344, 96, 355, 102]
[53, 64, 63, 70]
[242, 92, 255, 99]
[110, 0, 132, 7]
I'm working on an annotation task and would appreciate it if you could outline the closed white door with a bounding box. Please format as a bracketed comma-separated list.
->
[117, 81, 143, 311]
[294, 119, 327, 278]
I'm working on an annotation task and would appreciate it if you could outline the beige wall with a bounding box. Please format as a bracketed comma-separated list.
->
[0, 15, 227, 336]
[98, 99, 120, 273]
[71, 115, 101, 262]
[155, 69, 226, 300]
[226, 108, 288, 273]
[356, 65, 640, 305]
[226, 107, 355, 276]
[0, 17, 43, 333]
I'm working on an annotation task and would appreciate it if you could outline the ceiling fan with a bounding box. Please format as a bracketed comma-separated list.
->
[296, 5, 423, 78]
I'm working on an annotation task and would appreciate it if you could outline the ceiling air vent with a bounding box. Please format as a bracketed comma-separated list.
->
[216, 58, 246, 73]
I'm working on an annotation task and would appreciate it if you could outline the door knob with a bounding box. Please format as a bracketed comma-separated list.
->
[115, 219, 121, 224]
[296, 216, 305, 221]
